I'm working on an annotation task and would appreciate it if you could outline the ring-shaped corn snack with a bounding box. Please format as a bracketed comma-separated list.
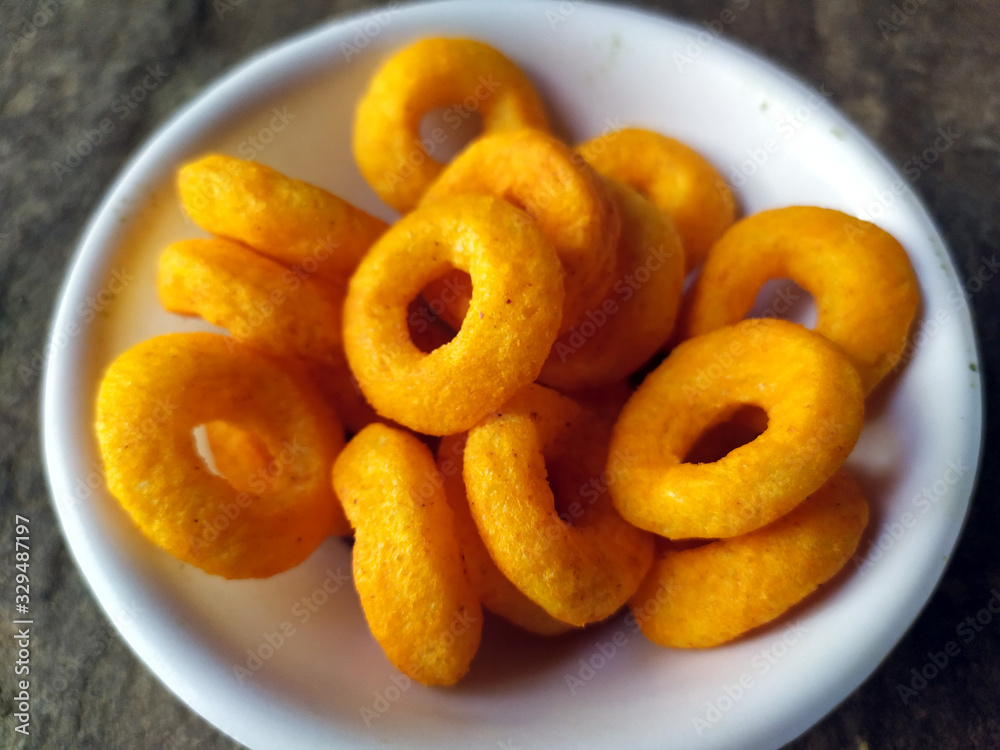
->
[421, 128, 620, 332]
[464, 385, 654, 626]
[177, 154, 387, 285]
[578, 128, 736, 271]
[158, 238, 346, 368]
[437, 434, 574, 636]
[679, 206, 920, 393]
[95, 333, 348, 579]
[609, 318, 864, 539]
[343, 195, 564, 436]
[353, 38, 550, 213]
[332, 424, 483, 686]
[630, 469, 868, 648]
[538, 179, 684, 390]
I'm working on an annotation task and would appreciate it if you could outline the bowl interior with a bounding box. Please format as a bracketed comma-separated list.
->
[42, 2, 982, 749]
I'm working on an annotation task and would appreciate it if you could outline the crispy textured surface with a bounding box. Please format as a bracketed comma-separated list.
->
[177, 153, 387, 284]
[679, 206, 920, 393]
[95, 333, 348, 578]
[578, 128, 736, 271]
[332, 424, 483, 686]
[437, 434, 574, 635]
[464, 385, 654, 626]
[343, 195, 564, 435]
[538, 179, 685, 389]
[157, 238, 345, 367]
[353, 37, 550, 212]
[631, 469, 869, 648]
[609, 318, 864, 539]
[421, 128, 619, 332]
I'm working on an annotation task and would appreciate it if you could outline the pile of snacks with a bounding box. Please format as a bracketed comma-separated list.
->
[95, 37, 920, 685]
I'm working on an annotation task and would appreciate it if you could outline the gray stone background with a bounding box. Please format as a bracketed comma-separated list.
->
[1, 0, 998, 748]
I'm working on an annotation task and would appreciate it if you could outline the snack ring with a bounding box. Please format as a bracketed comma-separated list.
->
[421, 128, 620, 332]
[609, 318, 864, 539]
[437, 434, 574, 636]
[538, 179, 685, 390]
[353, 37, 550, 213]
[95, 333, 348, 579]
[679, 206, 920, 393]
[177, 154, 387, 284]
[158, 238, 346, 368]
[464, 384, 654, 626]
[332, 424, 483, 686]
[343, 195, 564, 436]
[630, 469, 869, 648]
[578, 128, 736, 271]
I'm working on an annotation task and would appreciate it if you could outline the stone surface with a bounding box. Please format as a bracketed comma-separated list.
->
[1, 1, 998, 748]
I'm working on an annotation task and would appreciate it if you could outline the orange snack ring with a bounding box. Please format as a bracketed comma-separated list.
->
[437, 434, 575, 636]
[158, 238, 346, 368]
[679, 206, 920, 394]
[631, 469, 869, 649]
[538, 179, 685, 390]
[177, 154, 387, 284]
[578, 128, 736, 272]
[343, 195, 564, 436]
[332, 424, 483, 686]
[353, 38, 551, 213]
[608, 318, 864, 539]
[95, 333, 348, 579]
[464, 384, 654, 627]
[421, 129, 620, 333]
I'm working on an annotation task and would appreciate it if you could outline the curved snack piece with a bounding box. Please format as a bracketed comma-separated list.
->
[204, 421, 273, 494]
[609, 318, 864, 539]
[158, 238, 346, 368]
[578, 128, 736, 271]
[631, 469, 869, 648]
[538, 179, 684, 390]
[679, 206, 920, 393]
[353, 37, 550, 212]
[421, 128, 620, 333]
[437, 434, 574, 636]
[343, 195, 564, 436]
[464, 385, 654, 627]
[177, 153, 387, 284]
[95, 333, 348, 579]
[332, 424, 483, 686]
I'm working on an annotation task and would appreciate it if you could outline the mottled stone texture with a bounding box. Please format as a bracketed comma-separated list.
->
[1, 1, 998, 748]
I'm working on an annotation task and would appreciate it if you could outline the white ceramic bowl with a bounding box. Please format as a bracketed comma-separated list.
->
[42, 2, 983, 748]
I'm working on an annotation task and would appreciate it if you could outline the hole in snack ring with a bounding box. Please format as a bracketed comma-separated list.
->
[683, 404, 769, 465]
[417, 266, 471, 338]
[747, 278, 817, 328]
[419, 107, 484, 164]
[202, 421, 275, 494]
[407, 293, 459, 353]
